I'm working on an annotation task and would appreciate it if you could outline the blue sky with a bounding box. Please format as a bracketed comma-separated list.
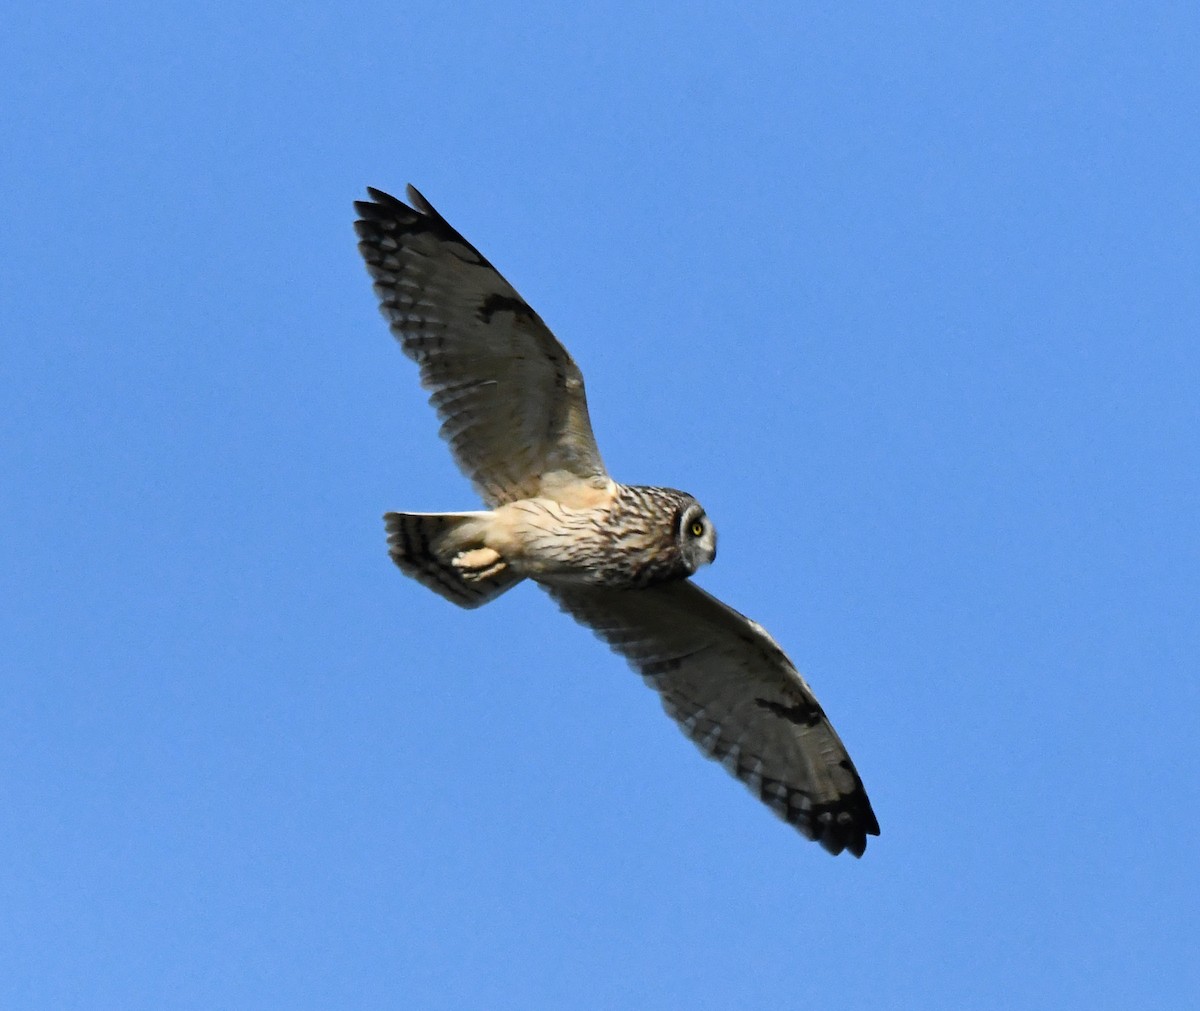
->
[4, 2, 1198, 1007]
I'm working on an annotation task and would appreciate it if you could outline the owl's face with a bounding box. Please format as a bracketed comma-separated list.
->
[676, 500, 717, 575]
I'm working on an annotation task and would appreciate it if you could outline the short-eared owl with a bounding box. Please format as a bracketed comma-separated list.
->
[355, 186, 879, 857]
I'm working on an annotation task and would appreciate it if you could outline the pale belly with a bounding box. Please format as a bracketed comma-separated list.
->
[482, 497, 663, 587]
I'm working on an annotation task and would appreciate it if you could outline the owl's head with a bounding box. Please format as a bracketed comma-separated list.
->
[675, 500, 717, 574]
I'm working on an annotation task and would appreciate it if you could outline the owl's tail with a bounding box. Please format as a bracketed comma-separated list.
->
[383, 511, 523, 609]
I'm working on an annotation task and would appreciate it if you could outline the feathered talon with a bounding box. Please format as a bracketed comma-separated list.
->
[453, 547, 507, 582]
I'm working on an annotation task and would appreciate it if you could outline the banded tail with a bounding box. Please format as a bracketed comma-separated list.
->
[383, 511, 523, 609]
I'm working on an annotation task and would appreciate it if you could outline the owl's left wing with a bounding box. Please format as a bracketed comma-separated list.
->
[545, 581, 879, 856]
[354, 186, 608, 507]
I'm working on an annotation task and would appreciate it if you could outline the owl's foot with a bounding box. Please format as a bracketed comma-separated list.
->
[453, 547, 508, 582]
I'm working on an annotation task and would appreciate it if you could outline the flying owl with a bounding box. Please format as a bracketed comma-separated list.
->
[354, 186, 880, 857]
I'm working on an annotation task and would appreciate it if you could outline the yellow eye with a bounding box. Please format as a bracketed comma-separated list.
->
[690, 521, 705, 537]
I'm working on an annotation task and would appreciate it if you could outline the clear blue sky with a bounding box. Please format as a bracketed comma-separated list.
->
[4, 3, 1198, 1008]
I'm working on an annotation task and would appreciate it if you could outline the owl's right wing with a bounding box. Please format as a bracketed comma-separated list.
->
[354, 187, 609, 507]
[545, 580, 879, 857]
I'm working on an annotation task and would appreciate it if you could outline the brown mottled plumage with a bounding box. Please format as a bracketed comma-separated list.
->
[355, 186, 879, 857]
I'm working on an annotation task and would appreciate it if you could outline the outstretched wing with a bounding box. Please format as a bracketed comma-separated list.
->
[546, 580, 879, 856]
[354, 186, 609, 507]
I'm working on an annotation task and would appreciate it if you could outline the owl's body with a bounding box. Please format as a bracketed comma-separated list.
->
[355, 185, 880, 857]
[385, 483, 715, 606]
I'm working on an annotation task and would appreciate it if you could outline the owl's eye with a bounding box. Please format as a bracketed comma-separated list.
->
[689, 520, 705, 538]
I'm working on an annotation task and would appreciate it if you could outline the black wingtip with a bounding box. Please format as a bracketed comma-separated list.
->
[355, 184, 442, 221]
[817, 824, 873, 859]
[367, 185, 401, 204]
[806, 782, 880, 857]
[354, 184, 461, 238]
[405, 183, 436, 215]
[355, 185, 408, 219]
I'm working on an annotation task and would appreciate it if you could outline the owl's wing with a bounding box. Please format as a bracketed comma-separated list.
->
[545, 580, 879, 856]
[355, 186, 609, 506]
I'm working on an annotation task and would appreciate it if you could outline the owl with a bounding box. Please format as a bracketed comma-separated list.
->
[355, 186, 879, 857]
